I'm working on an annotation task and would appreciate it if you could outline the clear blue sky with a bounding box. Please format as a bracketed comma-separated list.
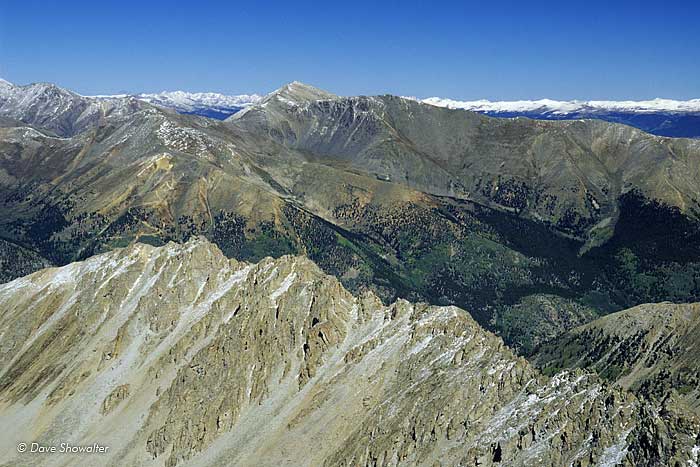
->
[1, 0, 698, 100]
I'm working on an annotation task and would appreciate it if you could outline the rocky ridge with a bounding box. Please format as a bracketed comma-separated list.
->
[0, 238, 697, 466]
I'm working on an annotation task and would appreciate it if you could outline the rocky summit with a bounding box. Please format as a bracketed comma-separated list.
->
[0, 238, 694, 466]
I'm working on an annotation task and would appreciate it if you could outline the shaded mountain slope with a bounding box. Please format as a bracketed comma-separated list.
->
[0, 238, 697, 466]
[0, 237, 52, 282]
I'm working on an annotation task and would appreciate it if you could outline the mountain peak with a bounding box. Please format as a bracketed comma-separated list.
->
[227, 81, 337, 121]
[267, 80, 337, 103]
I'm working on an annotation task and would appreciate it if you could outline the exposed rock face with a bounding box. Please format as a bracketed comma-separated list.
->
[535, 302, 700, 414]
[101, 384, 130, 415]
[0, 238, 696, 466]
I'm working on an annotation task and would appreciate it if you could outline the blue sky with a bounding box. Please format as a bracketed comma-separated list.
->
[1, 0, 698, 99]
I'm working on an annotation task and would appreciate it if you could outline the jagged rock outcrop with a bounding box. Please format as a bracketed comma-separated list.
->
[0, 238, 697, 466]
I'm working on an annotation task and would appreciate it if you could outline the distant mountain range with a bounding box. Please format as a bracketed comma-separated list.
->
[90, 89, 264, 119]
[420, 96, 700, 114]
[417, 96, 700, 138]
[82, 80, 700, 138]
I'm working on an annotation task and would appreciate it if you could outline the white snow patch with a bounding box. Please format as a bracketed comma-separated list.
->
[270, 271, 297, 302]
[408, 335, 434, 355]
[597, 428, 633, 467]
[689, 445, 700, 467]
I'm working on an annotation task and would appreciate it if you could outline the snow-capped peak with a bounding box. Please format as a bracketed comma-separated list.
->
[0, 78, 14, 99]
[416, 97, 700, 114]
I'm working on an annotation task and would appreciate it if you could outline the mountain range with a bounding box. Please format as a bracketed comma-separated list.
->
[63, 79, 700, 138]
[0, 77, 699, 465]
[418, 97, 700, 139]
[128, 91, 263, 120]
